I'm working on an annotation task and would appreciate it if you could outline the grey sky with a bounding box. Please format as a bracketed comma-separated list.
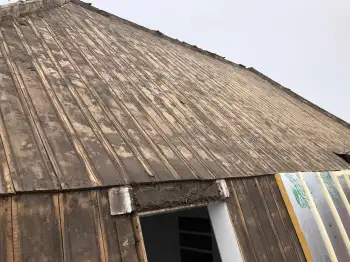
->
[2, 0, 350, 122]
[93, 0, 350, 123]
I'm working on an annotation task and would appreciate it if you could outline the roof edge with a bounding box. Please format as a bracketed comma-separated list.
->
[73, 1, 349, 130]
[247, 67, 349, 129]
[0, 0, 70, 21]
[0, 169, 347, 196]
[71, 0, 243, 69]
[1, 1, 348, 130]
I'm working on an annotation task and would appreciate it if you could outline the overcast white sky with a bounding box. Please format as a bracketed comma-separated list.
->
[2, 0, 350, 122]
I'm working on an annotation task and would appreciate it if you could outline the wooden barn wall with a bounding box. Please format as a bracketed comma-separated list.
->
[226, 176, 307, 262]
[0, 1, 349, 195]
[0, 190, 138, 262]
[1, 176, 309, 262]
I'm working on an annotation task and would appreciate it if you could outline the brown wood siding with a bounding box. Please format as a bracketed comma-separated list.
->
[1, 177, 308, 261]
[226, 176, 306, 262]
[0, 0, 349, 194]
[0, 190, 138, 262]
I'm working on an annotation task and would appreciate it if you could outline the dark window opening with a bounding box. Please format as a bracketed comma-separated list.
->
[179, 216, 214, 262]
[140, 207, 221, 262]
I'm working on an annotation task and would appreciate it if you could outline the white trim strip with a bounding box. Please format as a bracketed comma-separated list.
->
[208, 202, 243, 262]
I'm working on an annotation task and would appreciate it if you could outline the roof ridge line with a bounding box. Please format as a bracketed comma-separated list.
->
[72, 0, 349, 130]
[0, 0, 70, 21]
[71, 0, 242, 69]
[1, 0, 348, 130]
[247, 67, 349, 129]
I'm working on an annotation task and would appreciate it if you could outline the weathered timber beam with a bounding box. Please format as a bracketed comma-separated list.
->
[108, 180, 229, 215]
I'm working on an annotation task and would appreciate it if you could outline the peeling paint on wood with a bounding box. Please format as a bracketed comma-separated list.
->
[0, 0, 349, 194]
[132, 180, 227, 212]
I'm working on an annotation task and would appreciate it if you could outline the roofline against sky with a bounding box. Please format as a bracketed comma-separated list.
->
[0, 0, 349, 129]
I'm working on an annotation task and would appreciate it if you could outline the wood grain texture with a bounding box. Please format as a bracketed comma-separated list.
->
[0, 177, 309, 262]
[131, 215, 148, 262]
[0, 0, 349, 194]
[13, 194, 63, 262]
[59, 191, 105, 262]
[96, 190, 122, 262]
[115, 217, 139, 262]
[0, 190, 138, 262]
[226, 176, 307, 262]
[226, 180, 258, 262]
[258, 176, 302, 262]
[271, 175, 308, 261]
[0, 196, 13, 262]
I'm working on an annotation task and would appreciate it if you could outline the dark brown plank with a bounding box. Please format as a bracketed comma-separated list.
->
[96, 189, 122, 262]
[259, 176, 305, 262]
[115, 217, 138, 262]
[59, 191, 105, 262]
[13, 193, 63, 262]
[131, 215, 148, 262]
[243, 178, 285, 262]
[232, 179, 271, 262]
[0, 196, 13, 262]
[226, 180, 257, 262]
[133, 181, 225, 212]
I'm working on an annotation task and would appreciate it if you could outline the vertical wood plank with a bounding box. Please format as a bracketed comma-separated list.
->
[258, 176, 298, 262]
[271, 176, 307, 261]
[243, 178, 285, 262]
[226, 179, 258, 262]
[131, 215, 148, 262]
[59, 191, 104, 262]
[13, 193, 63, 262]
[231, 179, 271, 261]
[115, 217, 139, 262]
[0, 196, 13, 262]
[227, 177, 307, 262]
[96, 189, 122, 262]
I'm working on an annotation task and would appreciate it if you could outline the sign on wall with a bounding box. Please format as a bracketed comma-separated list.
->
[276, 170, 350, 262]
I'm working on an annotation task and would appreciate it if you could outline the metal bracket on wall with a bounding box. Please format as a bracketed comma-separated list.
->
[108, 186, 133, 215]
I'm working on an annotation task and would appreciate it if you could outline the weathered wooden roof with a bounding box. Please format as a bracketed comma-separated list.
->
[0, 0, 349, 194]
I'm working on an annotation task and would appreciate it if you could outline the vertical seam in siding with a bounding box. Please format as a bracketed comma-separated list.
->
[255, 177, 288, 261]
[229, 180, 258, 262]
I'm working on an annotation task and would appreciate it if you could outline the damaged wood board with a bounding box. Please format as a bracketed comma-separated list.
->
[132, 180, 227, 212]
[0, 0, 349, 194]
